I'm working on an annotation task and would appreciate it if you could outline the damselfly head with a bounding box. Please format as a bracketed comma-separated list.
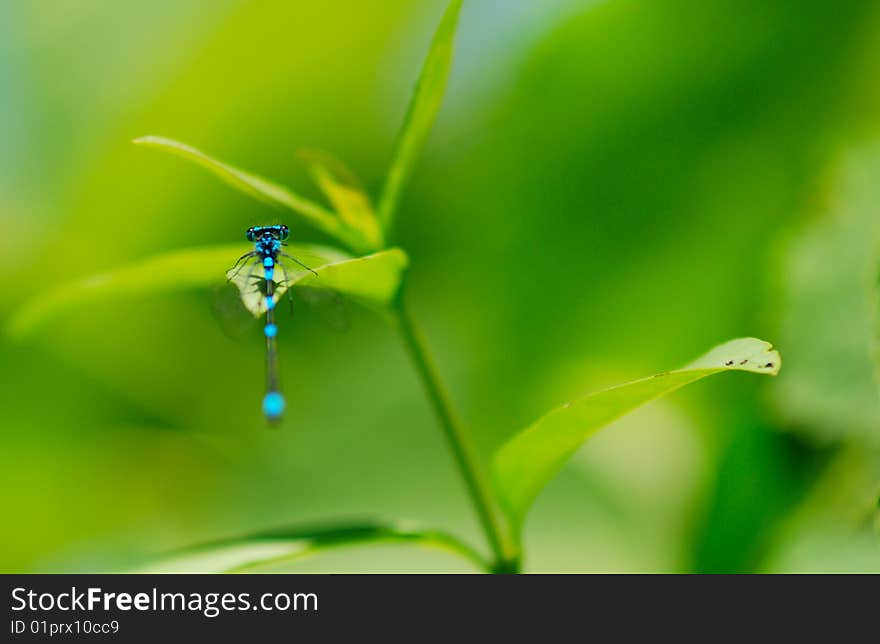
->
[246, 225, 289, 242]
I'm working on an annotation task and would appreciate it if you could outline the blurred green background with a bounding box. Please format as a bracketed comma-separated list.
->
[2, 0, 879, 572]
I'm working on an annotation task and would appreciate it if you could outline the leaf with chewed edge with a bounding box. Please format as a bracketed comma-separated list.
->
[491, 338, 781, 538]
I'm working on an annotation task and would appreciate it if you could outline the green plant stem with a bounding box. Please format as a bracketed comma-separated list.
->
[393, 294, 519, 572]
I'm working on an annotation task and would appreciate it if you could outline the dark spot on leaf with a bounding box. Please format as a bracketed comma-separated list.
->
[763, 362, 774, 368]
[724, 360, 734, 366]
[739, 360, 748, 365]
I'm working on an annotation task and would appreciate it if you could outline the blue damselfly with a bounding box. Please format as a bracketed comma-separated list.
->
[225, 224, 323, 423]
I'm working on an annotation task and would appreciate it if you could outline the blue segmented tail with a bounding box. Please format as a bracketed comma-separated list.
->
[262, 255, 285, 422]
[235, 224, 296, 422]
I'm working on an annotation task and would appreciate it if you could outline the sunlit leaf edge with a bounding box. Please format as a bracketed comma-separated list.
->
[135, 519, 486, 573]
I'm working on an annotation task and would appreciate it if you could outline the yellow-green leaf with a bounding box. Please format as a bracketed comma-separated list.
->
[377, 0, 464, 231]
[7, 245, 408, 339]
[300, 149, 383, 250]
[134, 136, 373, 252]
[491, 338, 782, 537]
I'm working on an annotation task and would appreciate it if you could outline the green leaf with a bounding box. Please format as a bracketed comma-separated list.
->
[7, 245, 408, 339]
[377, 0, 464, 231]
[294, 248, 408, 311]
[134, 136, 374, 253]
[136, 520, 486, 573]
[491, 338, 782, 537]
[299, 149, 383, 250]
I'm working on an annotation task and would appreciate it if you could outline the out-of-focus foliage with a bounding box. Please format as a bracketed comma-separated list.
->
[2, 0, 880, 572]
[754, 145, 880, 572]
[772, 146, 880, 443]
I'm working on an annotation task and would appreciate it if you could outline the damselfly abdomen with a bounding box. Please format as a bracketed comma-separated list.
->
[224, 224, 329, 424]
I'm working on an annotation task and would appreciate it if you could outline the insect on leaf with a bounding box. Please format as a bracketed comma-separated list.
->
[227, 248, 408, 317]
[377, 0, 464, 232]
[225, 246, 349, 317]
[491, 338, 782, 539]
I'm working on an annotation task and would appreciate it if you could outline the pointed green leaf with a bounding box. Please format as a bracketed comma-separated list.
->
[7, 245, 408, 339]
[134, 136, 373, 252]
[299, 149, 383, 250]
[136, 520, 486, 573]
[491, 338, 782, 536]
[377, 0, 464, 231]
